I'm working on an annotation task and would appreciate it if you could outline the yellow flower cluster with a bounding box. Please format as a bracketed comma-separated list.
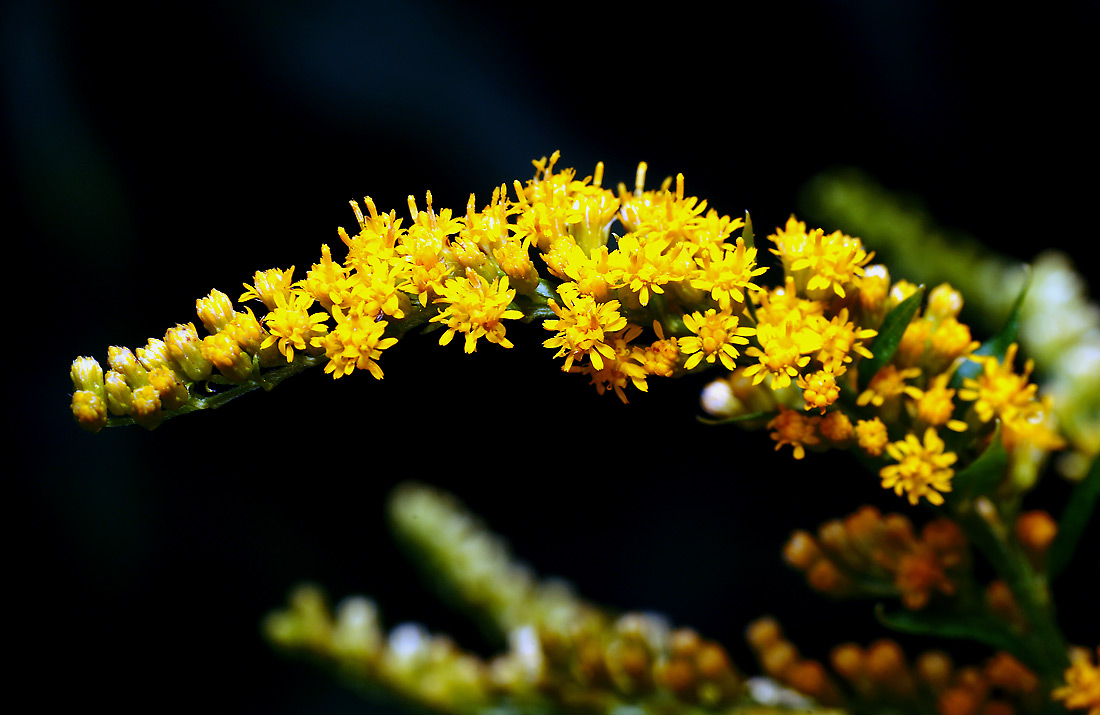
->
[68, 154, 1065, 508]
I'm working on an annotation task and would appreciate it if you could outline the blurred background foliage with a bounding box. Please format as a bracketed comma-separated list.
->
[6, 1, 1097, 712]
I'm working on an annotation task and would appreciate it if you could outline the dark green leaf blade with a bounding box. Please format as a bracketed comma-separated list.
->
[858, 286, 925, 393]
[875, 604, 1032, 665]
[953, 267, 1032, 387]
[697, 410, 777, 426]
[742, 211, 754, 249]
[948, 423, 1008, 503]
[1048, 456, 1100, 579]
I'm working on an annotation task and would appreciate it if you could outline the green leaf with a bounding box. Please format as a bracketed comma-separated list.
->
[1047, 456, 1100, 579]
[696, 410, 776, 426]
[875, 604, 1033, 664]
[948, 423, 1008, 503]
[858, 286, 925, 393]
[741, 211, 754, 249]
[953, 267, 1032, 387]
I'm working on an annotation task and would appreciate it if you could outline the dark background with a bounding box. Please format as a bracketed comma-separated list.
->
[6, 1, 1097, 712]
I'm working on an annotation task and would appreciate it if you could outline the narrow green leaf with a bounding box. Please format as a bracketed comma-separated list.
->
[1048, 456, 1100, 579]
[858, 286, 925, 393]
[742, 211, 754, 249]
[953, 267, 1032, 387]
[875, 604, 1032, 664]
[696, 410, 776, 426]
[948, 423, 1008, 502]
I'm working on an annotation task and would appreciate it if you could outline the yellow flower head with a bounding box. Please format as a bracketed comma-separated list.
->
[430, 271, 523, 353]
[1052, 647, 1100, 715]
[798, 367, 842, 413]
[744, 316, 824, 389]
[639, 321, 680, 377]
[680, 308, 755, 371]
[856, 417, 889, 456]
[577, 325, 649, 403]
[608, 232, 682, 307]
[770, 217, 873, 299]
[958, 343, 1039, 423]
[816, 308, 876, 372]
[768, 407, 821, 460]
[313, 304, 399, 379]
[819, 410, 854, 445]
[880, 428, 957, 505]
[690, 238, 769, 311]
[241, 266, 296, 310]
[261, 291, 330, 363]
[543, 284, 629, 371]
[300, 243, 351, 311]
[904, 373, 969, 433]
[858, 365, 922, 408]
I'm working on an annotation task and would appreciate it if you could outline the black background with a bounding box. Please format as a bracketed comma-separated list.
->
[6, 1, 1098, 712]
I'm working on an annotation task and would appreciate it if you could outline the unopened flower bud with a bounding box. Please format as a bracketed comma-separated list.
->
[104, 370, 133, 415]
[196, 288, 237, 334]
[107, 345, 149, 387]
[70, 356, 106, 398]
[147, 365, 189, 410]
[135, 338, 180, 373]
[130, 384, 163, 429]
[71, 390, 108, 432]
[1015, 511, 1058, 562]
[202, 332, 253, 383]
[927, 283, 964, 321]
[164, 323, 213, 381]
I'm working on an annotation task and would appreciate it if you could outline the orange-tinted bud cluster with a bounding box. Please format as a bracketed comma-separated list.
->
[745, 617, 843, 706]
[536, 615, 743, 708]
[783, 505, 970, 609]
[747, 617, 1041, 715]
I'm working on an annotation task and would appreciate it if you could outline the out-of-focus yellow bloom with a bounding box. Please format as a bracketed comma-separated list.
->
[858, 365, 922, 408]
[959, 343, 1039, 423]
[1052, 647, 1100, 715]
[904, 373, 969, 433]
[768, 407, 821, 460]
[798, 368, 842, 413]
[880, 428, 957, 505]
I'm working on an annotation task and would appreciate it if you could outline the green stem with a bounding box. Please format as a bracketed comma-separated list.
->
[953, 501, 1069, 691]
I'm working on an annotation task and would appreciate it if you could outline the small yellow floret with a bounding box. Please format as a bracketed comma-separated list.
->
[543, 284, 628, 371]
[313, 304, 398, 379]
[430, 271, 523, 353]
[958, 343, 1038, 423]
[1052, 647, 1100, 715]
[768, 407, 821, 460]
[261, 291, 330, 363]
[680, 309, 754, 371]
[241, 266, 296, 310]
[856, 418, 889, 456]
[880, 428, 957, 505]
